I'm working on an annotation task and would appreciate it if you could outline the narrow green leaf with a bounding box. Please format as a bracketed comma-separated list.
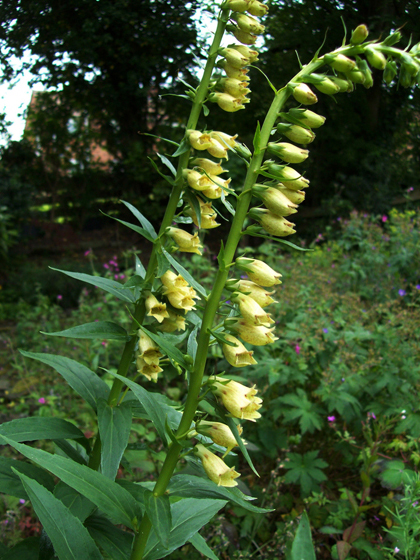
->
[156, 251, 172, 278]
[0, 538, 40, 560]
[291, 512, 316, 560]
[161, 247, 207, 298]
[225, 417, 259, 477]
[188, 532, 219, 560]
[38, 530, 55, 560]
[50, 268, 136, 303]
[0, 418, 89, 448]
[101, 212, 156, 242]
[156, 153, 177, 177]
[139, 326, 189, 370]
[120, 200, 157, 239]
[187, 325, 199, 362]
[42, 321, 130, 341]
[242, 229, 311, 252]
[143, 498, 226, 560]
[15, 470, 103, 560]
[19, 351, 109, 410]
[0, 456, 54, 499]
[172, 138, 190, 157]
[135, 254, 147, 278]
[54, 439, 89, 465]
[168, 475, 272, 514]
[85, 514, 133, 560]
[253, 121, 261, 154]
[184, 191, 202, 229]
[220, 189, 235, 216]
[144, 490, 172, 549]
[1, 436, 140, 529]
[148, 156, 175, 185]
[97, 399, 132, 480]
[54, 481, 96, 522]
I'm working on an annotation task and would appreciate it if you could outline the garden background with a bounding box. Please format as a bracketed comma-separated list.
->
[1, 0, 420, 558]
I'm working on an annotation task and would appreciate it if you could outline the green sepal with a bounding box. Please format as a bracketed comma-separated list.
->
[291, 512, 316, 560]
[202, 104, 210, 116]
[172, 137, 190, 157]
[120, 200, 157, 239]
[42, 321, 130, 342]
[50, 268, 137, 303]
[253, 121, 261, 155]
[144, 490, 172, 549]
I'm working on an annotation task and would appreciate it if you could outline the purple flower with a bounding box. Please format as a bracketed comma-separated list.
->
[57, 294, 62, 300]
[38, 397, 46, 404]
[84, 249, 91, 256]
[19, 499, 26, 504]
[398, 289, 406, 297]
[382, 215, 388, 223]
[323, 328, 328, 334]
[295, 344, 301, 354]
[103, 263, 110, 269]
[416, 285, 420, 290]
[328, 416, 336, 422]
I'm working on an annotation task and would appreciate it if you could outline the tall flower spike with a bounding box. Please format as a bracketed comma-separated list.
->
[145, 292, 169, 323]
[235, 257, 282, 287]
[211, 376, 263, 421]
[222, 333, 258, 367]
[194, 444, 240, 487]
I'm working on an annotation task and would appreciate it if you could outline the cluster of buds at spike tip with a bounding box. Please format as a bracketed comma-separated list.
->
[194, 443, 240, 487]
[136, 331, 163, 382]
[160, 270, 199, 312]
[166, 227, 202, 255]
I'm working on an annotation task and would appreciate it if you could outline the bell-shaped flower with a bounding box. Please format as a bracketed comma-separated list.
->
[223, 0, 249, 11]
[231, 13, 265, 35]
[218, 59, 250, 80]
[235, 257, 282, 287]
[157, 310, 186, 333]
[136, 356, 162, 383]
[167, 227, 202, 255]
[219, 47, 250, 68]
[201, 184, 223, 199]
[226, 278, 277, 307]
[232, 292, 274, 326]
[314, 77, 341, 95]
[218, 77, 251, 97]
[145, 292, 169, 323]
[210, 131, 238, 149]
[185, 198, 220, 229]
[183, 169, 213, 191]
[138, 331, 162, 365]
[232, 27, 257, 45]
[166, 289, 197, 312]
[266, 164, 310, 190]
[211, 376, 263, 421]
[227, 316, 278, 346]
[276, 185, 306, 205]
[267, 142, 309, 163]
[160, 270, 189, 291]
[231, 44, 259, 63]
[207, 138, 229, 159]
[187, 130, 214, 151]
[209, 92, 246, 113]
[194, 444, 240, 487]
[292, 83, 318, 105]
[196, 420, 243, 455]
[247, 0, 269, 16]
[250, 208, 296, 237]
[191, 158, 227, 176]
[287, 108, 326, 128]
[252, 185, 298, 216]
[222, 333, 257, 367]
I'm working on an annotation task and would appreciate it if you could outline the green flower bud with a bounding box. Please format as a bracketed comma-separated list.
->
[350, 24, 369, 45]
[234, 142, 252, 159]
[265, 163, 310, 190]
[325, 54, 356, 73]
[287, 108, 326, 128]
[219, 47, 250, 68]
[383, 60, 398, 85]
[358, 59, 373, 89]
[252, 185, 299, 215]
[364, 46, 387, 70]
[329, 76, 353, 92]
[267, 142, 309, 163]
[230, 44, 259, 63]
[400, 53, 420, 76]
[292, 83, 318, 105]
[346, 68, 365, 84]
[314, 77, 341, 95]
[218, 77, 251, 97]
[410, 43, 420, 56]
[209, 92, 246, 112]
[223, 0, 249, 11]
[399, 64, 415, 88]
[231, 27, 257, 45]
[247, 0, 268, 17]
[276, 123, 315, 144]
[276, 185, 306, 204]
[231, 13, 265, 35]
[249, 208, 296, 237]
[383, 30, 402, 46]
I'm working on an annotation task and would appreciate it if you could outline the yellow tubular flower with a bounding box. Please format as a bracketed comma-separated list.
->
[276, 185, 306, 205]
[219, 47, 250, 68]
[231, 44, 259, 63]
[201, 184, 223, 199]
[218, 60, 250, 80]
[253, 185, 299, 216]
[157, 310, 186, 333]
[207, 138, 229, 159]
[136, 356, 162, 383]
[211, 376, 263, 421]
[210, 131, 238, 149]
[250, 208, 296, 237]
[194, 444, 240, 487]
[209, 92, 246, 112]
[166, 290, 196, 312]
[227, 278, 277, 307]
[138, 331, 162, 365]
[185, 199, 220, 229]
[145, 292, 169, 323]
[235, 257, 282, 287]
[191, 158, 227, 175]
[167, 227, 203, 255]
[231, 13, 265, 35]
[183, 168, 213, 191]
[247, 0, 269, 16]
[196, 420, 243, 455]
[187, 130, 214, 151]
[218, 77, 251, 97]
[222, 333, 257, 367]
[160, 270, 189, 290]
[232, 27, 257, 45]
[232, 292, 274, 326]
[228, 317, 278, 346]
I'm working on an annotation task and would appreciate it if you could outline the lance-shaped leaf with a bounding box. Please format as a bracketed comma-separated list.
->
[54, 481, 96, 522]
[144, 490, 172, 549]
[97, 399, 132, 480]
[42, 321, 130, 341]
[19, 351, 110, 410]
[121, 200, 158, 239]
[0, 435, 140, 529]
[168, 474, 273, 514]
[188, 533, 219, 560]
[291, 512, 316, 560]
[143, 498, 226, 560]
[225, 416, 259, 477]
[160, 247, 207, 298]
[50, 268, 136, 303]
[85, 513, 134, 560]
[0, 456, 55, 498]
[15, 470, 104, 560]
[101, 212, 156, 242]
[0, 417, 89, 450]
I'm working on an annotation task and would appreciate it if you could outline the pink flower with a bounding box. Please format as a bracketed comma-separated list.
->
[327, 416, 335, 422]
[84, 250, 91, 256]
[101, 341, 108, 347]
[57, 295, 62, 300]
[381, 215, 388, 223]
[103, 264, 109, 269]
[295, 344, 301, 354]
[38, 397, 46, 404]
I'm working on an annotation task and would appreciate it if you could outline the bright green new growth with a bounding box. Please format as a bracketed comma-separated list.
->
[2, 2, 420, 559]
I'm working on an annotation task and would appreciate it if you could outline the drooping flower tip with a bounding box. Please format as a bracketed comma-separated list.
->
[222, 333, 258, 367]
[194, 443, 240, 486]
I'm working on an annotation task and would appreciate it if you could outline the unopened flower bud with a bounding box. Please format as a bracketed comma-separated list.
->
[350, 24, 369, 45]
[267, 142, 309, 163]
[209, 92, 246, 112]
[383, 60, 398, 85]
[218, 77, 251, 97]
[194, 444, 241, 486]
[234, 142, 252, 159]
[329, 76, 353, 92]
[276, 123, 315, 144]
[227, 317, 278, 346]
[145, 292, 169, 323]
[276, 185, 306, 204]
[231, 13, 265, 35]
[231, 44, 259, 63]
[313, 77, 341, 95]
[292, 83, 318, 105]
[196, 420, 243, 455]
[399, 64, 414, 88]
[211, 376, 263, 420]
[346, 68, 365, 84]
[232, 27, 257, 45]
[252, 185, 299, 215]
[223, 0, 249, 10]
[383, 30, 402, 46]
[287, 108, 326, 128]
[325, 54, 357, 73]
[250, 208, 296, 237]
[400, 53, 420, 76]
[247, 0, 268, 16]
[206, 139, 229, 159]
[227, 278, 277, 307]
[358, 59, 373, 88]
[364, 47, 387, 70]
[235, 257, 282, 287]
[219, 47, 250, 68]
[167, 227, 202, 255]
[222, 334, 258, 367]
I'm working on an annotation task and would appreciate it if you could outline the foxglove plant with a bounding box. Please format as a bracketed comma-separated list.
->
[1, 2, 419, 559]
